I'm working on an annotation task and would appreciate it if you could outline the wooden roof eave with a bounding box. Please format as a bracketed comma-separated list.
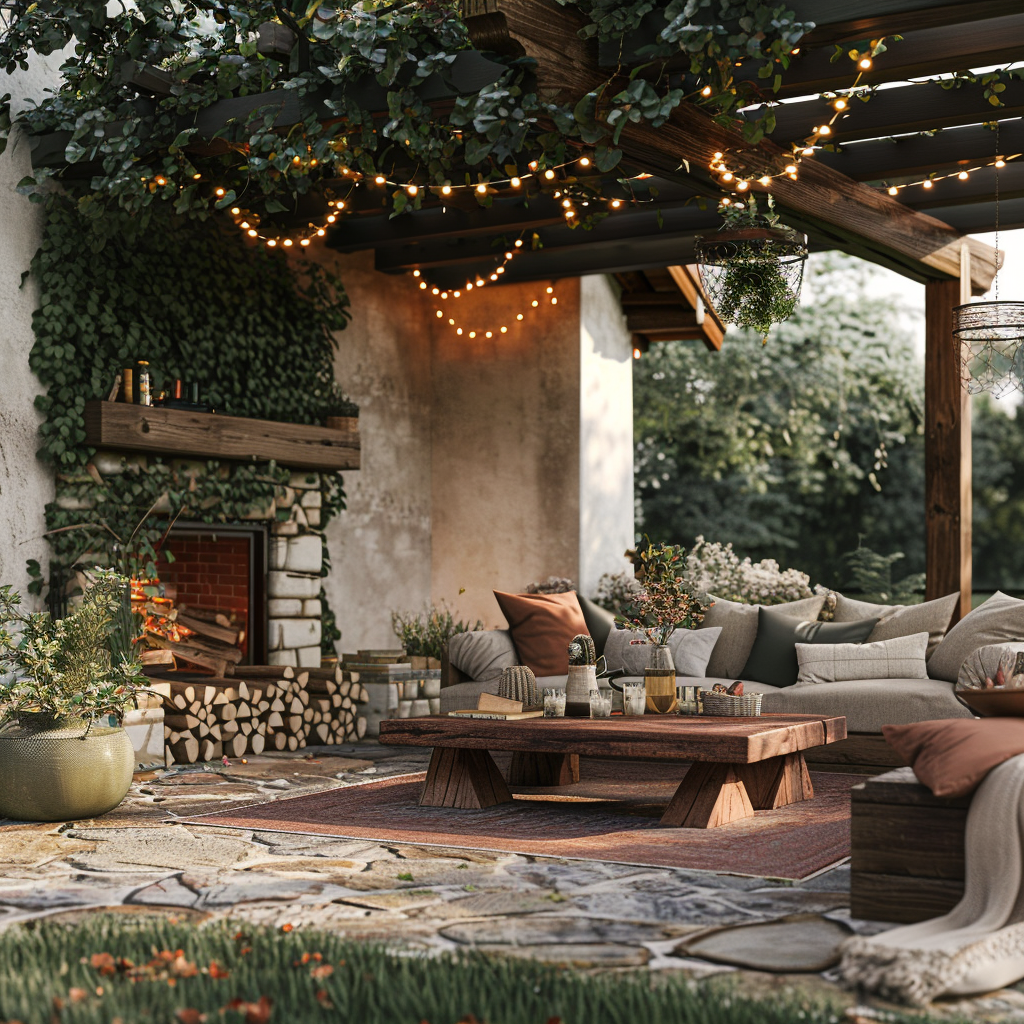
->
[485, 0, 999, 296]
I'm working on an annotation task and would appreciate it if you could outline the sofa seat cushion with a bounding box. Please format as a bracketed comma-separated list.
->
[761, 678, 973, 733]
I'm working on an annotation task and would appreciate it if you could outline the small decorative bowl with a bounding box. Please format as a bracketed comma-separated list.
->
[956, 687, 1024, 717]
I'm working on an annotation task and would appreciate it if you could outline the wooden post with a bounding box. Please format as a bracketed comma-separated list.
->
[924, 277, 972, 621]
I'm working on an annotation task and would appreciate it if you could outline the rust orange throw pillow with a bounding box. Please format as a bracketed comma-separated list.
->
[883, 718, 1024, 797]
[493, 590, 588, 678]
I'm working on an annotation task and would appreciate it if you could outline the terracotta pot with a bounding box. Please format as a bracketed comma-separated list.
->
[0, 718, 135, 822]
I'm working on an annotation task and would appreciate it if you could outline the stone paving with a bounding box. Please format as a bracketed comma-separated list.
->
[2, 742, 1023, 1021]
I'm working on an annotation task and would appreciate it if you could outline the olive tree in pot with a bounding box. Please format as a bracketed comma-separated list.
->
[0, 568, 147, 822]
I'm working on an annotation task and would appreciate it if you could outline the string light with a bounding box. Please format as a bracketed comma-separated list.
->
[431, 283, 558, 339]
[879, 152, 1022, 197]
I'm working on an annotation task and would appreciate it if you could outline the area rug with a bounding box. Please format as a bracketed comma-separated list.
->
[178, 758, 858, 880]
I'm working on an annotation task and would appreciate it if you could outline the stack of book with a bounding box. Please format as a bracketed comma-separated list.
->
[449, 693, 543, 721]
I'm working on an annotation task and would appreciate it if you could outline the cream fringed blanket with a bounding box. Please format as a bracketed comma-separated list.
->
[841, 754, 1024, 1005]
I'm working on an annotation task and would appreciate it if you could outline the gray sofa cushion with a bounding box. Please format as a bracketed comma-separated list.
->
[832, 592, 958, 660]
[740, 607, 877, 688]
[700, 594, 826, 679]
[447, 629, 518, 681]
[604, 627, 722, 677]
[929, 592, 1024, 683]
[795, 632, 929, 685]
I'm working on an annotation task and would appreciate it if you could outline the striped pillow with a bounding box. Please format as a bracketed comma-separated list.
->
[795, 632, 929, 685]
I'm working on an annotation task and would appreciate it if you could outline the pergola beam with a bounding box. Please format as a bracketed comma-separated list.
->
[490, 0, 999, 295]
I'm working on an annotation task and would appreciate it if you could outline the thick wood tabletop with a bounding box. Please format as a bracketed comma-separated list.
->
[379, 713, 846, 764]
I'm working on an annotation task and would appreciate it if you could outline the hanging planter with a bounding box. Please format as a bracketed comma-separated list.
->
[952, 301, 1024, 397]
[696, 196, 808, 344]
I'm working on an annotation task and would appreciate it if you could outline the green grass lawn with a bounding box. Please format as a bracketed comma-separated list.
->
[0, 915, 945, 1024]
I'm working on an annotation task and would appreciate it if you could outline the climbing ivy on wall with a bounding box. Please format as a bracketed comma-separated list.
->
[30, 199, 352, 653]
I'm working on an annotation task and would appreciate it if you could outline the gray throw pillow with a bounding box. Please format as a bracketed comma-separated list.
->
[832, 592, 957, 660]
[604, 627, 723, 677]
[929, 592, 1024, 683]
[741, 606, 878, 688]
[795, 632, 929, 685]
[700, 594, 826, 679]
[447, 629, 519, 681]
[578, 595, 616, 658]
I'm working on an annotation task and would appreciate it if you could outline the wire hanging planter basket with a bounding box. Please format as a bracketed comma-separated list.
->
[952, 300, 1024, 397]
[696, 200, 808, 345]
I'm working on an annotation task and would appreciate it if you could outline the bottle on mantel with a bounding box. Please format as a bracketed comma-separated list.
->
[137, 360, 153, 407]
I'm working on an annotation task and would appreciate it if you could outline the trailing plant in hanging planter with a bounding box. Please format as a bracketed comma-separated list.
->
[696, 195, 808, 344]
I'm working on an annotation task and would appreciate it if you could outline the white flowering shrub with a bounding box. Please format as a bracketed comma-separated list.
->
[686, 536, 813, 605]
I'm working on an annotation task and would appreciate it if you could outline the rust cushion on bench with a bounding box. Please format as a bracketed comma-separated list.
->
[883, 718, 1024, 797]
[493, 590, 588, 677]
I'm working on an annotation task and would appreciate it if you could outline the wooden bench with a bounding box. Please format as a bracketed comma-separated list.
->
[851, 767, 969, 924]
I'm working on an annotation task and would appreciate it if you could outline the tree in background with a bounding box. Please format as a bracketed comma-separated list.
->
[634, 252, 1023, 593]
[634, 253, 926, 589]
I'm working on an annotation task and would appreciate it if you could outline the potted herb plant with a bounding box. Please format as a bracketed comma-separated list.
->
[0, 568, 147, 822]
[617, 538, 712, 714]
[696, 195, 808, 344]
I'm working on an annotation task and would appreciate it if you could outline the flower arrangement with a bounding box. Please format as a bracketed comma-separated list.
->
[0, 568, 148, 726]
[617, 538, 711, 646]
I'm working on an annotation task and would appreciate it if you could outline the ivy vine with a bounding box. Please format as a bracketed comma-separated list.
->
[0, 1, 818, 227]
[30, 200, 352, 653]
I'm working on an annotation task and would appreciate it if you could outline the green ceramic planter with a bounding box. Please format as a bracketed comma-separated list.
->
[0, 719, 134, 822]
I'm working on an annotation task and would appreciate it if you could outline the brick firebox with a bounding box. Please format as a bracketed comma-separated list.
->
[157, 525, 268, 662]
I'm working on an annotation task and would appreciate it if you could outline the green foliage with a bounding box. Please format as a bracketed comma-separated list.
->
[391, 603, 483, 661]
[841, 543, 925, 605]
[618, 536, 711, 644]
[634, 254, 926, 589]
[31, 198, 351, 600]
[1, 2, 821, 224]
[0, 915, 908, 1024]
[0, 569, 147, 725]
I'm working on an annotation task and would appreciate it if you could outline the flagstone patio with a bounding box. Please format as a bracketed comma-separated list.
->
[3, 745, 1024, 1022]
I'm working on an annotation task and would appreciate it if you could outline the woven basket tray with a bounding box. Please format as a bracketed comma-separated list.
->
[700, 691, 763, 717]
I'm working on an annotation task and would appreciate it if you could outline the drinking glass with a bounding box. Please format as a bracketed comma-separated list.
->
[589, 692, 612, 718]
[543, 689, 566, 718]
[622, 683, 646, 717]
[676, 684, 701, 715]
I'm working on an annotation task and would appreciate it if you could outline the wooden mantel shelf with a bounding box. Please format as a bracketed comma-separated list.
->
[83, 400, 360, 472]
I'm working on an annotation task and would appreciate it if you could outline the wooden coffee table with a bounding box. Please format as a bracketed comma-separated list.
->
[379, 713, 846, 829]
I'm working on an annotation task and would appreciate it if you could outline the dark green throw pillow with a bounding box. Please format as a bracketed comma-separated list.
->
[741, 606, 879, 688]
[578, 594, 616, 658]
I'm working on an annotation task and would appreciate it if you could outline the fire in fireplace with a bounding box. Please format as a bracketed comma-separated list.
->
[134, 523, 268, 672]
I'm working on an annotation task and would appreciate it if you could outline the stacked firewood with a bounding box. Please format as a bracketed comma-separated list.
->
[158, 665, 368, 765]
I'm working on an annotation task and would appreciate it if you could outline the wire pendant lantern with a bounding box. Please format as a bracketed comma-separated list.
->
[696, 223, 808, 345]
[952, 122, 1024, 395]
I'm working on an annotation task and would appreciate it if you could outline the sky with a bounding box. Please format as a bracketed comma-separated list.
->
[863, 227, 1024, 414]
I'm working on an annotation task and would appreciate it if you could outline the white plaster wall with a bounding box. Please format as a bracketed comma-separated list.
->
[0, 58, 62, 593]
[578, 274, 635, 596]
[320, 250, 433, 651]
[429, 278, 582, 629]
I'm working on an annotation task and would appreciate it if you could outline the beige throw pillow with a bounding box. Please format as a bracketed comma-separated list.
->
[699, 594, 826, 679]
[832, 592, 958, 660]
[929, 592, 1024, 683]
[796, 632, 929, 685]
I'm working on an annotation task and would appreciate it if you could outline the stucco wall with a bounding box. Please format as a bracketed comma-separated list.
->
[320, 251, 434, 650]
[0, 58, 62, 593]
[429, 278, 583, 629]
[579, 274, 635, 595]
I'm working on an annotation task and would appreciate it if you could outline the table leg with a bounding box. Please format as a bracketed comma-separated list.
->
[660, 762, 754, 828]
[507, 752, 580, 787]
[420, 746, 513, 809]
[735, 752, 814, 810]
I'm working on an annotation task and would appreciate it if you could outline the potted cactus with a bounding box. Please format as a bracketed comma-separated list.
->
[565, 633, 599, 717]
[0, 568, 147, 822]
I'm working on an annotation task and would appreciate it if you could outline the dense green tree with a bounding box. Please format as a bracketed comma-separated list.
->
[634, 254, 926, 589]
[634, 253, 1023, 593]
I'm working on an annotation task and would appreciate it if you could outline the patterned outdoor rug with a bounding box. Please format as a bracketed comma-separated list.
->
[179, 758, 860, 880]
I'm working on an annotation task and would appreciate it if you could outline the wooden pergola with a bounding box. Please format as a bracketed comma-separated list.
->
[321, 0, 1021, 619]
